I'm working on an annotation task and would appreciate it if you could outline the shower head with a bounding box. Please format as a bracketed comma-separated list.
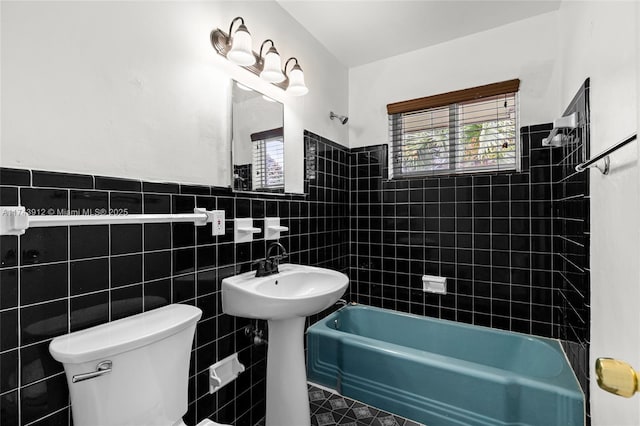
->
[329, 111, 349, 125]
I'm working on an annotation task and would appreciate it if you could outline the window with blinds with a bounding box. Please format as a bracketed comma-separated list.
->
[387, 79, 520, 178]
[251, 128, 284, 190]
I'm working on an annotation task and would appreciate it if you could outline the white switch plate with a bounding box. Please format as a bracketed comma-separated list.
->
[212, 210, 225, 236]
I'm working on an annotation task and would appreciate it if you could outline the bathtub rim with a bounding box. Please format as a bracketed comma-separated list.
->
[308, 303, 584, 398]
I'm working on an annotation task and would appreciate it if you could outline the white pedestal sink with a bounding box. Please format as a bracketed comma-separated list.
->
[222, 264, 348, 426]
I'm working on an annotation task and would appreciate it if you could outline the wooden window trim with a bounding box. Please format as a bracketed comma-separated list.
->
[386, 79, 520, 115]
[250, 127, 284, 142]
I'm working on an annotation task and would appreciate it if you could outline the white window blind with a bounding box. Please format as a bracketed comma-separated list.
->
[251, 128, 284, 190]
[388, 80, 520, 178]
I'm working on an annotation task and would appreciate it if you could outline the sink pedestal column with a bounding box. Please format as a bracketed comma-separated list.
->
[265, 317, 310, 426]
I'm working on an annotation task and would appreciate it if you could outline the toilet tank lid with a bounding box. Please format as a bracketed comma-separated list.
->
[49, 304, 202, 364]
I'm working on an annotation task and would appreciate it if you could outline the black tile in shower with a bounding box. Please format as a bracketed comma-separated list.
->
[70, 258, 109, 296]
[0, 236, 18, 268]
[0, 167, 30, 186]
[111, 254, 142, 288]
[70, 225, 109, 260]
[20, 227, 68, 265]
[20, 300, 67, 346]
[20, 263, 68, 305]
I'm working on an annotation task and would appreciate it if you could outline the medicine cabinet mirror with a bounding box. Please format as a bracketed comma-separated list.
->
[231, 80, 285, 194]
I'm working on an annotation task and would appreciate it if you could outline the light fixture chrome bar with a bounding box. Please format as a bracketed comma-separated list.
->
[575, 133, 637, 174]
[210, 28, 289, 90]
[0, 207, 217, 236]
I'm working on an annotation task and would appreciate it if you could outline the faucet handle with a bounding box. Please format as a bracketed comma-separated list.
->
[252, 259, 268, 276]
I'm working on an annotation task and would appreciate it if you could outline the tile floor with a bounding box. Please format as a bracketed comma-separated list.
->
[307, 383, 424, 426]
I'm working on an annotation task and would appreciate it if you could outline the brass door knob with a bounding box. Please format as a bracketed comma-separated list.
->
[595, 358, 639, 397]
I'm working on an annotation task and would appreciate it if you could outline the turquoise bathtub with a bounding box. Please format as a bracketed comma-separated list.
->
[307, 305, 584, 426]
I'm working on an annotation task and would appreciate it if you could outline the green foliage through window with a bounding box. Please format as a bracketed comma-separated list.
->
[390, 93, 518, 177]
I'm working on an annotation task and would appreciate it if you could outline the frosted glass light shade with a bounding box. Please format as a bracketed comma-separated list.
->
[227, 26, 255, 66]
[260, 48, 285, 83]
[286, 65, 308, 96]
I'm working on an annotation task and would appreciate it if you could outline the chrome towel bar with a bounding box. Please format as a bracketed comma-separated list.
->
[576, 133, 637, 174]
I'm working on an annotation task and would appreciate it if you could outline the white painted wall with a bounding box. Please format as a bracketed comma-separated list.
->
[348, 11, 561, 149]
[0, 1, 348, 193]
[557, 2, 638, 425]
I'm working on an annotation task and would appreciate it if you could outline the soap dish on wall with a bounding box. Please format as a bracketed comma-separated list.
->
[209, 353, 245, 394]
[265, 217, 288, 240]
[422, 275, 447, 294]
[234, 218, 261, 243]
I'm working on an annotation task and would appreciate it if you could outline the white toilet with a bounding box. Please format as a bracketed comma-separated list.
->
[49, 304, 230, 426]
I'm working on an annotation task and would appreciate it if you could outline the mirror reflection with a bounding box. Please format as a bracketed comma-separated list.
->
[232, 81, 285, 193]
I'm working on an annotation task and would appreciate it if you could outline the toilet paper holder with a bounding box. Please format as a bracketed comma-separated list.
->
[209, 353, 245, 393]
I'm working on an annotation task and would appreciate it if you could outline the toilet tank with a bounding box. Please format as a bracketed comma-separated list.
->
[49, 304, 202, 426]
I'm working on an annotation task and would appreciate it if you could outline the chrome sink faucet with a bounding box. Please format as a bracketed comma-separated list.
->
[254, 242, 288, 277]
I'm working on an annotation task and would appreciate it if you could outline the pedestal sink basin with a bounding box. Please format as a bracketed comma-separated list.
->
[222, 264, 348, 426]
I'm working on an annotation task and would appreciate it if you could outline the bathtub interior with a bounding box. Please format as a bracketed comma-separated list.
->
[332, 306, 566, 378]
[307, 305, 584, 426]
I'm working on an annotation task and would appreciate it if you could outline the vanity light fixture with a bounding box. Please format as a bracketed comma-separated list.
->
[284, 57, 308, 96]
[224, 17, 255, 66]
[259, 40, 285, 83]
[211, 17, 309, 96]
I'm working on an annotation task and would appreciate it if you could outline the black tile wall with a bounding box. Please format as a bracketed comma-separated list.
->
[346, 88, 590, 421]
[0, 131, 349, 426]
[552, 79, 591, 420]
[0, 117, 591, 425]
[348, 125, 559, 336]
